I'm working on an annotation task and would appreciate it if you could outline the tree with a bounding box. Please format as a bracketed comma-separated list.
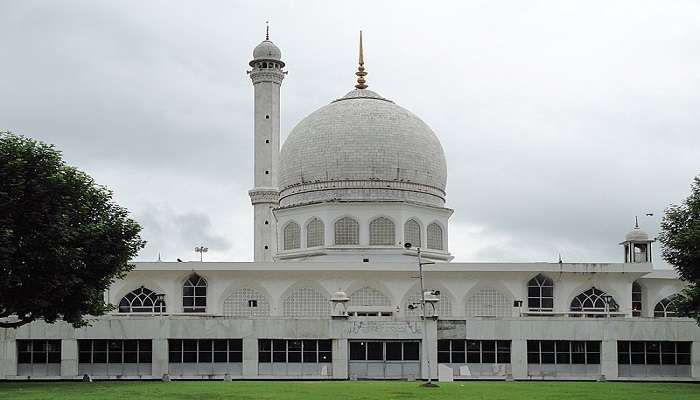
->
[0, 132, 145, 328]
[658, 176, 700, 324]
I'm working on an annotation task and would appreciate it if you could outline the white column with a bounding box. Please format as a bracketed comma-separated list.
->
[600, 340, 618, 379]
[331, 338, 348, 379]
[60, 339, 78, 378]
[242, 336, 258, 378]
[510, 339, 528, 379]
[0, 337, 16, 379]
[249, 59, 285, 262]
[421, 319, 438, 380]
[692, 340, 700, 379]
[151, 338, 169, 379]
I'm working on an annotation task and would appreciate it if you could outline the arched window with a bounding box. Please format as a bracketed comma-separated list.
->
[406, 291, 451, 318]
[283, 287, 330, 317]
[369, 217, 395, 245]
[283, 221, 301, 250]
[527, 274, 554, 312]
[223, 288, 270, 317]
[632, 281, 642, 317]
[335, 217, 359, 245]
[306, 218, 324, 247]
[349, 287, 391, 307]
[404, 219, 421, 247]
[654, 296, 678, 318]
[427, 223, 443, 250]
[570, 287, 618, 316]
[183, 274, 207, 313]
[465, 287, 511, 318]
[118, 287, 166, 313]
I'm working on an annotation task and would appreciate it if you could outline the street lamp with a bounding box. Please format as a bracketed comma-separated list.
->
[405, 242, 438, 387]
[194, 246, 208, 262]
[156, 293, 166, 317]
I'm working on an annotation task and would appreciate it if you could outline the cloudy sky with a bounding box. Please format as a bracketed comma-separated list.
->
[1, 1, 698, 265]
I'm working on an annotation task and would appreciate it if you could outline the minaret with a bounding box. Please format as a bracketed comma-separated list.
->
[248, 23, 285, 262]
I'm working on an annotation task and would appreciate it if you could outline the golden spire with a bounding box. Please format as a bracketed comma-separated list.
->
[265, 21, 269, 40]
[355, 31, 368, 89]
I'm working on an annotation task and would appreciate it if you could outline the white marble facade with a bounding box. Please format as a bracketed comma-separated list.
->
[1, 30, 698, 382]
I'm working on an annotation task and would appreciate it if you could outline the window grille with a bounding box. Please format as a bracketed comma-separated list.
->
[654, 296, 678, 318]
[78, 340, 152, 364]
[570, 287, 618, 316]
[406, 291, 451, 318]
[282, 287, 330, 317]
[118, 287, 165, 313]
[404, 219, 421, 247]
[258, 339, 332, 363]
[438, 340, 510, 364]
[17, 340, 61, 364]
[527, 340, 600, 364]
[349, 287, 391, 307]
[369, 217, 395, 245]
[465, 287, 511, 317]
[283, 222, 301, 250]
[527, 274, 554, 311]
[183, 274, 207, 313]
[618, 341, 690, 365]
[426, 223, 443, 250]
[349, 340, 419, 361]
[223, 288, 270, 317]
[306, 218, 325, 247]
[632, 281, 642, 317]
[334, 217, 359, 245]
[168, 339, 242, 363]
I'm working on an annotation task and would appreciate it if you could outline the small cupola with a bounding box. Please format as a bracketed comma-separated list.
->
[620, 217, 654, 263]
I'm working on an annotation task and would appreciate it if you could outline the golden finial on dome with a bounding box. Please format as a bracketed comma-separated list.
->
[355, 30, 368, 89]
[265, 21, 269, 40]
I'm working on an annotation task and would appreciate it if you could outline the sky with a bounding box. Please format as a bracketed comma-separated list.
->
[1, 1, 698, 265]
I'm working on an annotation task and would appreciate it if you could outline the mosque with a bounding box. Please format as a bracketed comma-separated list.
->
[0, 29, 697, 382]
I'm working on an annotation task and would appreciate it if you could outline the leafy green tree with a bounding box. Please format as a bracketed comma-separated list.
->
[0, 132, 145, 328]
[658, 176, 700, 323]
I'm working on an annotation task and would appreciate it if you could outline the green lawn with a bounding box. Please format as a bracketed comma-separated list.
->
[0, 381, 698, 400]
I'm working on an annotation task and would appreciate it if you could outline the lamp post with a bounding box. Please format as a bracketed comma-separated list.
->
[194, 246, 208, 262]
[405, 243, 438, 387]
[156, 293, 166, 317]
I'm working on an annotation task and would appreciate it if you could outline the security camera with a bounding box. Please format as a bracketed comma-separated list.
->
[404, 242, 412, 249]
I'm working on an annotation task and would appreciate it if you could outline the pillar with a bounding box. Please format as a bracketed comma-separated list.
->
[60, 339, 78, 378]
[151, 339, 169, 378]
[510, 339, 528, 379]
[421, 319, 438, 380]
[331, 338, 348, 379]
[692, 340, 700, 379]
[242, 336, 258, 378]
[600, 340, 618, 379]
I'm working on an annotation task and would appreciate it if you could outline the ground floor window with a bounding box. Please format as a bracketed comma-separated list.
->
[437, 340, 510, 364]
[17, 340, 61, 364]
[349, 340, 419, 361]
[168, 339, 242, 363]
[527, 340, 600, 364]
[258, 339, 332, 363]
[618, 341, 691, 365]
[78, 339, 152, 364]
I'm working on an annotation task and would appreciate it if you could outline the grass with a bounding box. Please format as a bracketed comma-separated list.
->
[0, 380, 698, 400]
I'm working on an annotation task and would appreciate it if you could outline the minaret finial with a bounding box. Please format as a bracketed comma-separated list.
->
[265, 21, 269, 40]
[355, 30, 368, 89]
[635, 216, 639, 228]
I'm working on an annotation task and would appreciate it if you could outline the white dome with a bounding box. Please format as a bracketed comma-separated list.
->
[625, 227, 650, 241]
[279, 89, 447, 208]
[251, 40, 282, 62]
